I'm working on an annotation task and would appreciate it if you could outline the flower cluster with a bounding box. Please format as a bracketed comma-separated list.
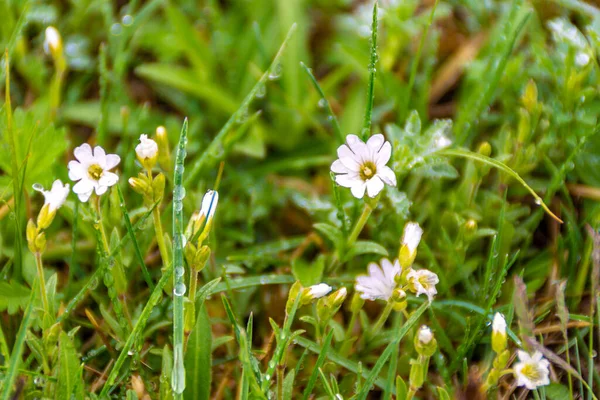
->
[355, 222, 439, 305]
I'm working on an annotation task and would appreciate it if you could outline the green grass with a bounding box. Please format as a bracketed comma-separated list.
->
[2, 0, 600, 398]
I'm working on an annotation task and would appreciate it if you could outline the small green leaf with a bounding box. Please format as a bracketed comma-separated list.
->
[0, 281, 30, 314]
[184, 303, 212, 400]
[346, 241, 389, 260]
[313, 223, 343, 250]
[160, 345, 173, 400]
[396, 376, 407, 400]
[56, 331, 83, 400]
[292, 255, 325, 286]
[436, 386, 451, 400]
[282, 370, 295, 400]
[545, 383, 571, 400]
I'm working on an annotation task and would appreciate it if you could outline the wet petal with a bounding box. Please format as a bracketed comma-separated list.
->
[375, 141, 392, 166]
[68, 161, 86, 181]
[377, 166, 396, 186]
[99, 172, 119, 187]
[105, 154, 121, 170]
[331, 159, 350, 174]
[350, 181, 366, 198]
[366, 176, 384, 197]
[74, 143, 93, 163]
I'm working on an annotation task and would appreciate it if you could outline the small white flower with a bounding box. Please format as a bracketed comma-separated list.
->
[331, 134, 396, 199]
[417, 325, 433, 345]
[200, 190, 219, 220]
[44, 26, 61, 54]
[513, 351, 551, 390]
[135, 134, 158, 160]
[433, 134, 452, 149]
[33, 179, 69, 212]
[307, 283, 332, 299]
[355, 258, 401, 301]
[492, 312, 506, 335]
[402, 222, 423, 253]
[68, 143, 121, 202]
[407, 269, 439, 302]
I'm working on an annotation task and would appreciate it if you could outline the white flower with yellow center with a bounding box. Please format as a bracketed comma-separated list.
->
[355, 258, 401, 301]
[406, 269, 439, 302]
[513, 351, 550, 390]
[33, 179, 70, 212]
[331, 134, 396, 199]
[68, 143, 121, 202]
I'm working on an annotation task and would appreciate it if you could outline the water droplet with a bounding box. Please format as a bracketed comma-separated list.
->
[264, 374, 271, 381]
[89, 278, 99, 290]
[269, 360, 276, 369]
[268, 64, 282, 80]
[592, 350, 597, 358]
[175, 165, 185, 175]
[174, 186, 186, 201]
[256, 83, 266, 98]
[318, 98, 327, 108]
[174, 202, 183, 212]
[104, 273, 114, 285]
[174, 283, 186, 296]
[236, 107, 249, 124]
[32, 183, 44, 192]
[260, 277, 267, 284]
[175, 266, 185, 278]
[181, 234, 187, 247]
[171, 344, 186, 393]
[110, 23, 123, 36]
[34, 376, 45, 386]
[122, 15, 134, 26]
[534, 198, 542, 205]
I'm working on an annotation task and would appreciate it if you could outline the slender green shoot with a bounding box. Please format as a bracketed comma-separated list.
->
[361, 1, 378, 140]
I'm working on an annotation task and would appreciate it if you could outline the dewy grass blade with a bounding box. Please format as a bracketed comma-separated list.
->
[99, 267, 173, 398]
[302, 330, 334, 400]
[0, 281, 37, 400]
[361, 1, 378, 140]
[172, 118, 189, 397]
[300, 61, 344, 143]
[184, 24, 297, 187]
[438, 148, 562, 222]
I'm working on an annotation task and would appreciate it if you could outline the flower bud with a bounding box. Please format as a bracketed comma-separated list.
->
[136, 134, 159, 170]
[522, 80, 538, 113]
[391, 288, 407, 311]
[193, 190, 219, 243]
[491, 312, 507, 354]
[152, 173, 166, 202]
[350, 292, 365, 314]
[36, 204, 55, 231]
[44, 26, 62, 56]
[414, 325, 437, 357]
[286, 281, 303, 314]
[129, 175, 151, 196]
[477, 141, 492, 157]
[301, 283, 332, 305]
[399, 222, 422, 269]
[329, 287, 347, 309]
[156, 126, 171, 170]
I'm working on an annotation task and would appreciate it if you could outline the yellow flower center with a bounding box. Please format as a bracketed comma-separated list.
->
[521, 364, 541, 381]
[360, 161, 377, 180]
[88, 164, 103, 180]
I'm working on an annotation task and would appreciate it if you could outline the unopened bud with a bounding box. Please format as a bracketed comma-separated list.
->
[301, 283, 332, 304]
[414, 325, 437, 357]
[491, 312, 507, 354]
[350, 292, 365, 313]
[399, 222, 422, 269]
[44, 26, 62, 55]
[129, 176, 151, 196]
[136, 134, 159, 170]
[522, 80, 538, 113]
[36, 203, 56, 231]
[329, 287, 347, 308]
[286, 281, 303, 314]
[477, 142, 492, 157]
[152, 173, 166, 201]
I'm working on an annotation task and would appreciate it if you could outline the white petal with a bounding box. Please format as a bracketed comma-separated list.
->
[74, 143, 93, 162]
[95, 185, 108, 196]
[93, 146, 107, 165]
[366, 176, 384, 197]
[77, 190, 92, 202]
[377, 166, 396, 186]
[366, 134, 384, 152]
[350, 181, 366, 198]
[73, 179, 94, 195]
[105, 154, 121, 170]
[345, 134, 361, 147]
[367, 262, 385, 280]
[99, 172, 119, 187]
[68, 161, 86, 181]
[331, 159, 350, 174]
[337, 145, 360, 171]
[335, 174, 360, 188]
[375, 141, 392, 166]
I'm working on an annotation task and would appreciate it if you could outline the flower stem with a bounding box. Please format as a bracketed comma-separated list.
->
[347, 202, 374, 248]
[34, 252, 50, 319]
[153, 206, 170, 267]
[372, 300, 394, 334]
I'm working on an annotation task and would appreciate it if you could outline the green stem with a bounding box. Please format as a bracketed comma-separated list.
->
[361, 2, 378, 140]
[347, 202, 374, 248]
[34, 252, 50, 320]
[372, 301, 394, 334]
[153, 205, 170, 267]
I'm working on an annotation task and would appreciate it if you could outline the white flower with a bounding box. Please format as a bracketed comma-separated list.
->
[200, 190, 219, 220]
[307, 283, 332, 299]
[492, 312, 506, 335]
[135, 134, 158, 160]
[68, 143, 121, 202]
[355, 258, 401, 301]
[33, 179, 69, 212]
[402, 222, 423, 253]
[417, 325, 433, 345]
[44, 26, 61, 54]
[513, 351, 551, 390]
[407, 269, 439, 302]
[433, 134, 452, 149]
[331, 134, 396, 199]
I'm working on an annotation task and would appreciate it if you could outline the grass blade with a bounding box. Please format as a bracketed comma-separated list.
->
[361, 1, 378, 140]
[184, 303, 212, 400]
[302, 330, 334, 400]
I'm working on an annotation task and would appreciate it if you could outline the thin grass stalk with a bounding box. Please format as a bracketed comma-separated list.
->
[361, 1, 378, 140]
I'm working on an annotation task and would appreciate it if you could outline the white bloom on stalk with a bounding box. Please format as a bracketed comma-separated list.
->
[44, 26, 61, 54]
[513, 351, 551, 390]
[135, 134, 158, 161]
[33, 179, 69, 212]
[402, 222, 423, 253]
[331, 134, 396, 199]
[307, 283, 332, 299]
[406, 269, 439, 302]
[417, 325, 433, 345]
[355, 258, 401, 301]
[68, 143, 121, 202]
[492, 312, 507, 335]
[200, 190, 219, 220]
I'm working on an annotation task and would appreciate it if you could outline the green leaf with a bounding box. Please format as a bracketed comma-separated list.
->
[346, 241, 389, 260]
[56, 331, 83, 400]
[545, 383, 571, 400]
[313, 223, 343, 250]
[184, 303, 212, 400]
[282, 370, 295, 400]
[160, 345, 173, 400]
[292, 255, 325, 286]
[0, 280, 30, 314]
[396, 376, 407, 400]
[436, 386, 451, 400]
